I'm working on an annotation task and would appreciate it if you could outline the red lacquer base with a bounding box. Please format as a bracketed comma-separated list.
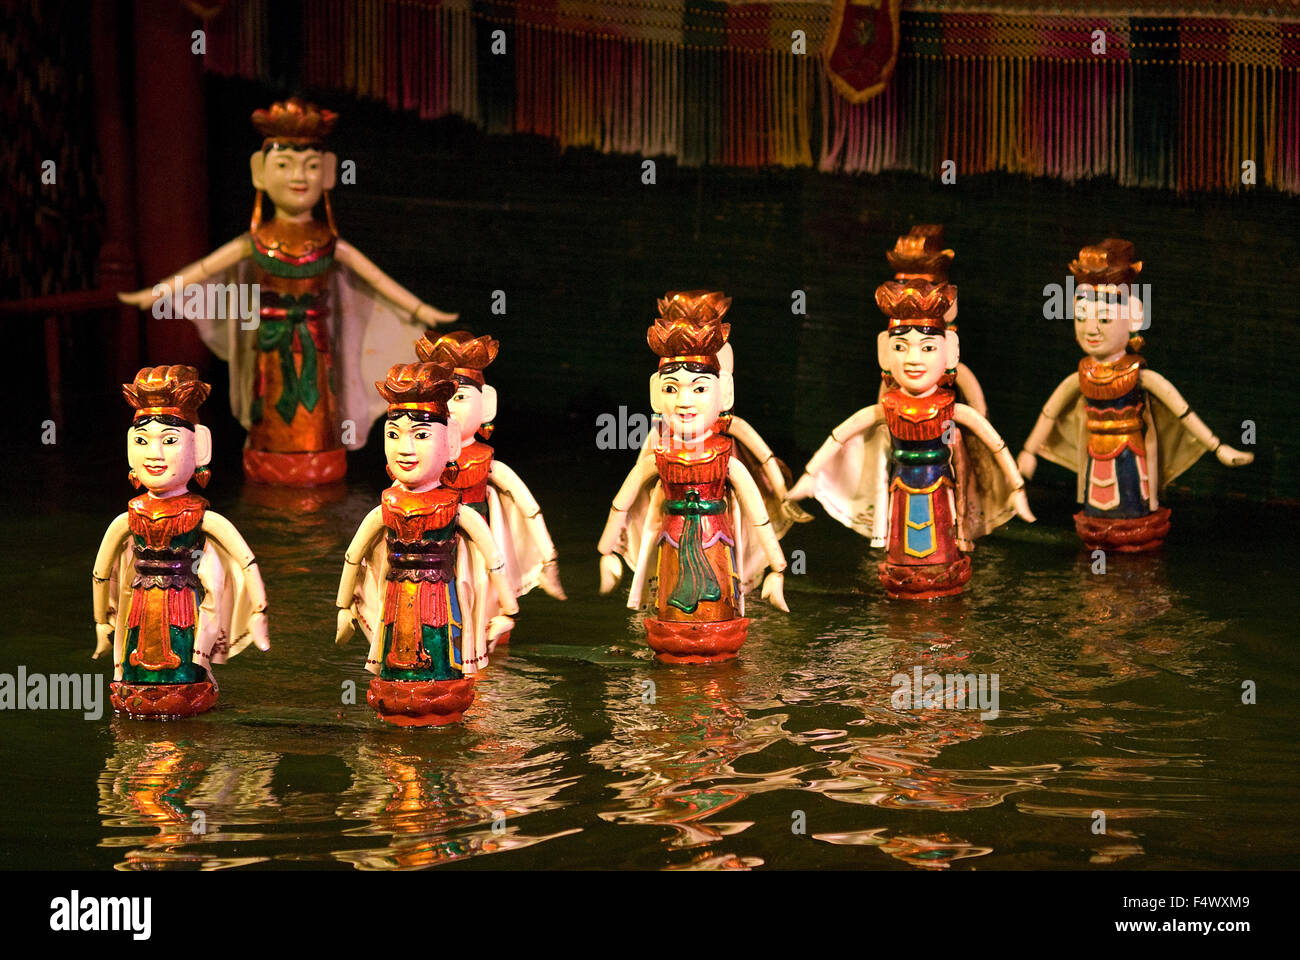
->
[643, 617, 749, 663]
[110, 681, 218, 719]
[243, 447, 347, 486]
[366, 676, 475, 726]
[878, 554, 973, 600]
[1074, 507, 1171, 553]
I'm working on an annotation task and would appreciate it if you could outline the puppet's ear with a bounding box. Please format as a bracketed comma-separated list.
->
[194, 425, 214, 467]
[249, 152, 266, 191]
[480, 384, 498, 424]
[445, 416, 464, 462]
[944, 330, 961, 370]
[322, 152, 338, 191]
[876, 330, 891, 371]
[649, 372, 663, 414]
[1126, 292, 1146, 333]
[719, 371, 735, 413]
[716, 341, 735, 376]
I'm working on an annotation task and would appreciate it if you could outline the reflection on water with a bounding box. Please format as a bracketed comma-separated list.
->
[10, 473, 1297, 870]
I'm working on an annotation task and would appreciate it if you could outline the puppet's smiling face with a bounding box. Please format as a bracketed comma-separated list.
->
[887, 329, 947, 395]
[385, 414, 453, 490]
[1074, 283, 1142, 360]
[128, 420, 197, 495]
[657, 369, 724, 440]
[263, 146, 326, 217]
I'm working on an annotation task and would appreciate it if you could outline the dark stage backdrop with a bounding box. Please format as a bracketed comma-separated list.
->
[204, 78, 1298, 505]
[7, 74, 1298, 507]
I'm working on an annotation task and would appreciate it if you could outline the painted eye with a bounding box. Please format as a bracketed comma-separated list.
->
[385, 431, 398, 441]
[693, 385, 706, 394]
[664, 385, 677, 394]
[415, 431, 431, 441]
[454, 393, 467, 402]
[163, 435, 178, 444]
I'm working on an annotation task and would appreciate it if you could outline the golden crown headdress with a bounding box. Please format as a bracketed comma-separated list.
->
[122, 365, 210, 425]
[647, 291, 732, 372]
[252, 98, 337, 150]
[887, 224, 955, 282]
[876, 279, 955, 331]
[414, 330, 499, 387]
[1069, 238, 1143, 286]
[376, 362, 458, 417]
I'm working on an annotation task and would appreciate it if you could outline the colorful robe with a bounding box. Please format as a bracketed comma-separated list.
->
[1037, 354, 1210, 514]
[348, 486, 487, 679]
[103, 493, 261, 684]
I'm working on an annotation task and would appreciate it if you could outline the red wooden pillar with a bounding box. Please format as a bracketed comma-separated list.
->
[91, 0, 141, 382]
[132, 0, 209, 367]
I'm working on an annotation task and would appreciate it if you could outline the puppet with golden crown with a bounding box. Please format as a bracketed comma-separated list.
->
[843, 225, 990, 545]
[1017, 239, 1253, 552]
[788, 280, 1033, 599]
[91, 366, 270, 718]
[415, 331, 564, 651]
[598, 292, 790, 663]
[118, 98, 456, 487]
[333, 362, 519, 726]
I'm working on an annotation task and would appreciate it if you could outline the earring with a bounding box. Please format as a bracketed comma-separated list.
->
[128, 469, 142, 489]
[194, 466, 211, 489]
[442, 460, 461, 485]
[477, 421, 495, 440]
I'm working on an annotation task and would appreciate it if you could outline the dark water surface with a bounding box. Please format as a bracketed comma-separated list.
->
[2, 447, 1296, 871]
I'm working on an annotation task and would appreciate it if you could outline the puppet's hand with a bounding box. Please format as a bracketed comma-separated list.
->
[93, 623, 113, 659]
[1216, 444, 1254, 467]
[539, 559, 567, 600]
[1016, 450, 1037, 480]
[414, 303, 458, 326]
[781, 498, 815, 524]
[599, 554, 623, 594]
[117, 287, 158, 309]
[334, 608, 357, 646]
[250, 609, 271, 652]
[1012, 488, 1036, 523]
[761, 571, 789, 613]
[786, 473, 815, 503]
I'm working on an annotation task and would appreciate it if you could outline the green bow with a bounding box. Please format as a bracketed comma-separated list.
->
[256, 295, 320, 424]
[666, 490, 724, 614]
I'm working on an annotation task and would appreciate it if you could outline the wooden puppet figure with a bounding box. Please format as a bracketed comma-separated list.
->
[414, 331, 565, 650]
[788, 280, 1034, 599]
[884, 226, 986, 415]
[632, 338, 814, 590]
[119, 98, 457, 487]
[334, 362, 518, 726]
[598, 291, 789, 663]
[1017, 239, 1253, 551]
[92, 366, 270, 718]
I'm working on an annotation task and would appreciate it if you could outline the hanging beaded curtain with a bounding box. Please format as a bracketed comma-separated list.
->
[201, 0, 1300, 194]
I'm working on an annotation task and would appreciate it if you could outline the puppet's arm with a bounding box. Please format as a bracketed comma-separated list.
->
[117, 235, 250, 307]
[489, 459, 565, 600]
[954, 363, 988, 418]
[458, 505, 520, 620]
[728, 457, 790, 612]
[91, 514, 131, 658]
[954, 405, 1035, 523]
[1017, 373, 1082, 478]
[335, 506, 385, 645]
[203, 511, 271, 652]
[334, 239, 458, 326]
[1140, 370, 1255, 467]
[787, 405, 885, 502]
[597, 455, 661, 593]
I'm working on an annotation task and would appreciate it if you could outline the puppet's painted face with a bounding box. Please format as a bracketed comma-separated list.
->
[1074, 283, 1140, 359]
[887, 329, 948, 395]
[127, 420, 197, 495]
[263, 146, 326, 217]
[448, 383, 485, 436]
[657, 368, 724, 440]
[384, 414, 452, 489]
